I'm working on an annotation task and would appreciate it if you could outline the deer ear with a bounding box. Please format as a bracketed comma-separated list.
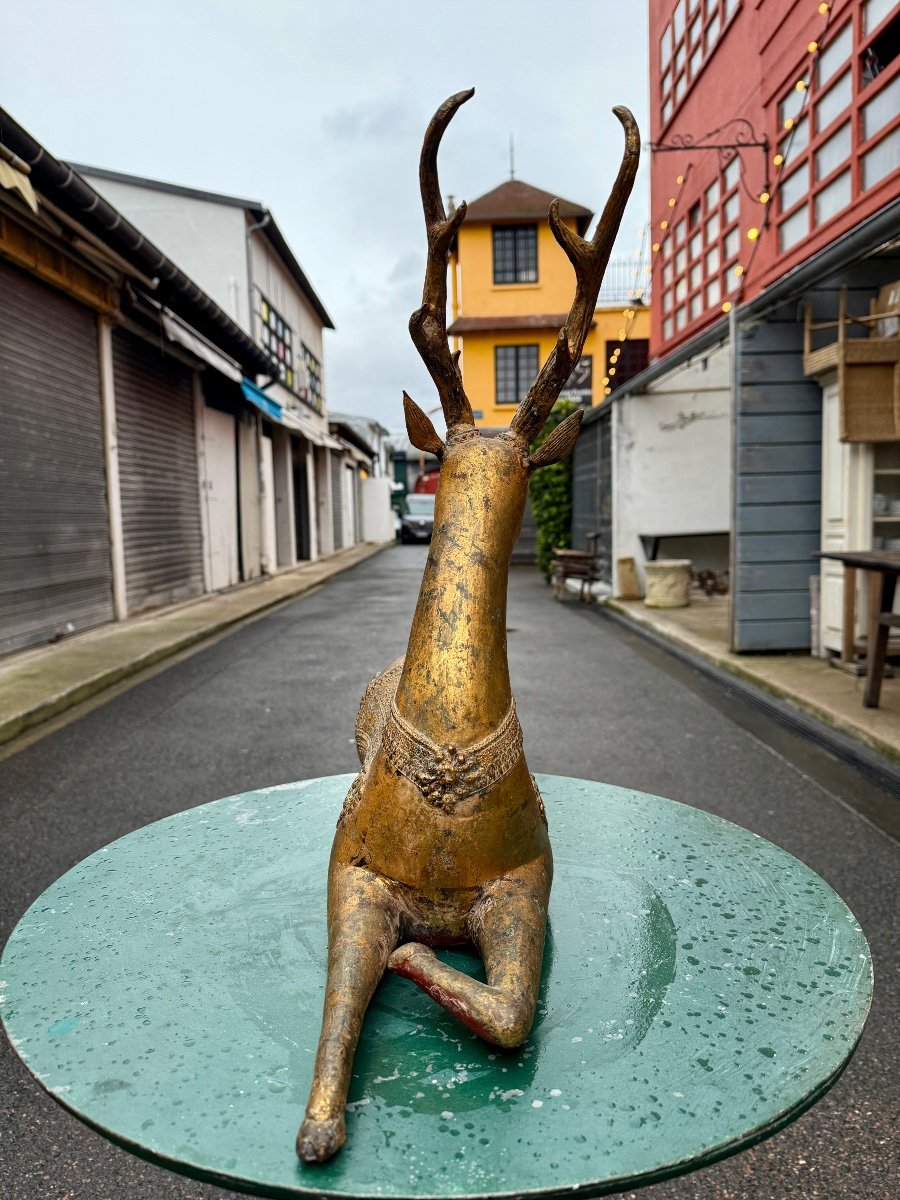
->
[528, 408, 583, 471]
[403, 392, 445, 458]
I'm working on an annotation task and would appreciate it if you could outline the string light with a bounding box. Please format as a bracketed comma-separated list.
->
[722, 301, 733, 313]
[608, 367, 617, 376]
[618, 328, 626, 339]
[676, 174, 685, 184]
[807, 41, 818, 53]
[668, 197, 677, 207]
[652, 241, 661, 252]
[747, 227, 760, 240]
[818, 2, 829, 13]
[734, 264, 745, 276]
[660, 219, 669, 229]
[773, 153, 784, 166]
[795, 79, 807, 91]
[604, 387, 612, 396]
[759, 191, 770, 203]
[783, 117, 794, 130]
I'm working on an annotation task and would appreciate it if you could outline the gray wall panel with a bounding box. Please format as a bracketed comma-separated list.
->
[738, 474, 821, 504]
[733, 307, 822, 652]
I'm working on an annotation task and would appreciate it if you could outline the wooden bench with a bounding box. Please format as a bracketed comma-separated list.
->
[552, 533, 600, 602]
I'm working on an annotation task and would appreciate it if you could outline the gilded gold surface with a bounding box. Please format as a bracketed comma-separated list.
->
[297, 89, 639, 1164]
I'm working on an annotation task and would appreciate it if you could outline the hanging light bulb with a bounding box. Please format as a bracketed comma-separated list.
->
[747, 228, 760, 240]
[795, 79, 807, 92]
[759, 191, 771, 203]
[774, 153, 785, 166]
[722, 301, 733, 313]
[660, 219, 669, 229]
[668, 197, 677, 207]
[818, 3, 829, 14]
[652, 242, 661, 252]
[808, 41, 818, 53]
[783, 117, 795, 131]
[609, 367, 617, 376]
[734, 264, 745, 276]
[676, 174, 685, 184]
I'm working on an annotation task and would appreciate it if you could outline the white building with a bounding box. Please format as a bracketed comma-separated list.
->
[73, 165, 349, 573]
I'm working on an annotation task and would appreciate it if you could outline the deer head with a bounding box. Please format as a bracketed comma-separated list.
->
[404, 87, 640, 550]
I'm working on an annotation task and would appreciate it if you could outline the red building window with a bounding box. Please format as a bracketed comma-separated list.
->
[773, 6, 900, 254]
[659, 0, 742, 128]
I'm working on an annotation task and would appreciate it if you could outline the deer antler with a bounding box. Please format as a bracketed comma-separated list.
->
[510, 107, 640, 445]
[408, 89, 475, 429]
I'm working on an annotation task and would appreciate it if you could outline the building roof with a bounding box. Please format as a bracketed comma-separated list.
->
[329, 411, 391, 439]
[67, 164, 335, 330]
[463, 179, 592, 233]
[0, 107, 272, 377]
[448, 313, 596, 335]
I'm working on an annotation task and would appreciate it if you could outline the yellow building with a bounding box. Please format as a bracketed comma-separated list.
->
[449, 179, 651, 432]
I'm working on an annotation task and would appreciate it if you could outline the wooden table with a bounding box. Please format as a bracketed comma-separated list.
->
[817, 550, 900, 707]
[1, 775, 872, 1198]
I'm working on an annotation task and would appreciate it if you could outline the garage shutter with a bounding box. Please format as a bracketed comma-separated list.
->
[0, 261, 113, 655]
[112, 328, 204, 613]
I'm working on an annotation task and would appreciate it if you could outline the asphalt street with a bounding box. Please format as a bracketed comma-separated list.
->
[1, 545, 897, 1199]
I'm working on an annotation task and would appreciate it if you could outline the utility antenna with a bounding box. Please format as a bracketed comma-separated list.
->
[508, 133, 516, 180]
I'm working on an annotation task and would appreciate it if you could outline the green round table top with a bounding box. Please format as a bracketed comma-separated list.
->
[1, 775, 871, 1199]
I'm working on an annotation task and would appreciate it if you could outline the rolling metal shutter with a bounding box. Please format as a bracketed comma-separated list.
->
[112, 329, 204, 613]
[571, 411, 612, 583]
[0, 261, 113, 656]
[331, 451, 344, 549]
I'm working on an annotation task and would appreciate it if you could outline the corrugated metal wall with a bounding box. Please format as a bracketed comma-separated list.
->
[732, 311, 822, 651]
[0, 261, 113, 655]
[571, 411, 612, 583]
[112, 329, 205, 614]
[331, 451, 344, 549]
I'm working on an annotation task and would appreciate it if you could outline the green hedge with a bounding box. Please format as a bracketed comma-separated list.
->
[528, 400, 579, 580]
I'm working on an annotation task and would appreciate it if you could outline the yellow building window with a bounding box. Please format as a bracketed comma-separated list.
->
[495, 344, 539, 404]
[493, 225, 538, 284]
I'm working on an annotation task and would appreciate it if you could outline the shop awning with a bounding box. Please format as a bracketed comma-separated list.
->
[240, 378, 344, 448]
[240, 377, 284, 422]
[162, 314, 242, 382]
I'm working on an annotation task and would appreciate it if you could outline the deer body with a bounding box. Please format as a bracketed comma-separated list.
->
[297, 89, 639, 1164]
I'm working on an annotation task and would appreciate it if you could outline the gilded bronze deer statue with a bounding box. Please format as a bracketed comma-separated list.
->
[297, 88, 639, 1164]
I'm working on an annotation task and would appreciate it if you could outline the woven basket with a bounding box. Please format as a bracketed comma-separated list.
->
[840, 362, 900, 442]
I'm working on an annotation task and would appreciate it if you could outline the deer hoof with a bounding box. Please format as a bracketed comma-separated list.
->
[388, 941, 436, 977]
[296, 1114, 346, 1163]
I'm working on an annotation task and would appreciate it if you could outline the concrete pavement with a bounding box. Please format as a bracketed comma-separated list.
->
[1, 547, 897, 1199]
[0, 541, 388, 749]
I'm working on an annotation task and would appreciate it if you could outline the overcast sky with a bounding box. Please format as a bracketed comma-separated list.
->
[5, 0, 650, 431]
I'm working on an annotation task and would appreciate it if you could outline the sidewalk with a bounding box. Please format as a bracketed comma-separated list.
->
[0, 541, 389, 749]
[603, 592, 900, 766]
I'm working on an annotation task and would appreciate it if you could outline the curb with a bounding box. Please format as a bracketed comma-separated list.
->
[0, 543, 389, 750]
[597, 601, 900, 796]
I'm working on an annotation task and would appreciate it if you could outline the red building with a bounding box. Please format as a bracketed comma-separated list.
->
[649, 0, 899, 356]
[572, 0, 899, 660]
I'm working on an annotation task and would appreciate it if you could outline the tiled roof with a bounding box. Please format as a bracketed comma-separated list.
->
[462, 179, 592, 230]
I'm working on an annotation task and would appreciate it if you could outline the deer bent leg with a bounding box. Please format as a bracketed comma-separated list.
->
[388, 858, 551, 1048]
[298, 864, 400, 1164]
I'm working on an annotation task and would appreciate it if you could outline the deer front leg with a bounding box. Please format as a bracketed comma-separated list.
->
[388, 857, 551, 1048]
[298, 864, 400, 1164]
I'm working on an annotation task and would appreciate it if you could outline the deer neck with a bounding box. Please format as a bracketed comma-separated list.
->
[395, 440, 526, 747]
